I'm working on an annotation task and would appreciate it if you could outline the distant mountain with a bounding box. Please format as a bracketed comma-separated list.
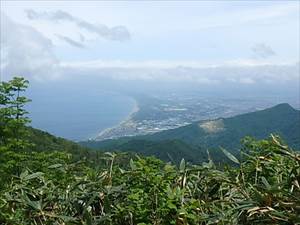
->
[81, 103, 300, 163]
[146, 103, 300, 148]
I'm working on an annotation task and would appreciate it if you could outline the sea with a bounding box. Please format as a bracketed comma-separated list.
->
[26, 82, 136, 141]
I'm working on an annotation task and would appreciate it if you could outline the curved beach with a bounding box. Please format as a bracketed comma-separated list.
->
[95, 98, 139, 140]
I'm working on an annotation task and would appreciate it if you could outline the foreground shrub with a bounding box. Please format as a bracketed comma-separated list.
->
[0, 135, 299, 225]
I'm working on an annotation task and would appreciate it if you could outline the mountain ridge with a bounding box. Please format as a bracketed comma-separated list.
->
[80, 103, 300, 163]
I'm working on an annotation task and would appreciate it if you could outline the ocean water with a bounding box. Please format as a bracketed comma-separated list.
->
[26, 83, 135, 141]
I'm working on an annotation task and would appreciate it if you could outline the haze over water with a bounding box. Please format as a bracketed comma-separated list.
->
[26, 83, 136, 141]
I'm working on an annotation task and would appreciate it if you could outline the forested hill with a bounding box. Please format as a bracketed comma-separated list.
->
[81, 103, 300, 163]
[26, 127, 90, 153]
[147, 103, 300, 148]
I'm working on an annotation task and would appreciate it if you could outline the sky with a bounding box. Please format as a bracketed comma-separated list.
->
[0, 1, 299, 86]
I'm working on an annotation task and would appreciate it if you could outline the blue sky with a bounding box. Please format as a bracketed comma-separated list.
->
[0, 1, 299, 83]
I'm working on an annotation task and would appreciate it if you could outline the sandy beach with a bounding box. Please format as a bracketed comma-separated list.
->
[95, 97, 140, 140]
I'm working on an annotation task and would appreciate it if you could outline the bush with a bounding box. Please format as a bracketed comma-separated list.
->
[0, 135, 299, 225]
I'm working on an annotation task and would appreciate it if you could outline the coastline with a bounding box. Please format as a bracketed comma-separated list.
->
[94, 97, 139, 140]
[124, 98, 139, 122]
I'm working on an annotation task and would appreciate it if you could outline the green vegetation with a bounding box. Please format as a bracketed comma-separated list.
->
[1, 77, 299, 224]
[85, 139, 206, 164]
[82, 103, 300, 164]
[1, 136, 300, 224]
[0, 78, 103, 187]
[0, 77, 32, 151]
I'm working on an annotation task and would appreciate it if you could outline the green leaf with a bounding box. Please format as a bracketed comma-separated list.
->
[261, 176, 271, 190]
[48, 163, 63, 169]
[130, 159, 136, 170]
[104, 152, 114, 157]
[220, 147, 240, 164]
[119, 168, 125, 174]
[180, 158, 185, 171]
[24, 172, 44, 181]
[167, 202, 177, 210]
[57, 215, 77, 222]
[24, 195, 41, 210]
[20, 170, 29, 180]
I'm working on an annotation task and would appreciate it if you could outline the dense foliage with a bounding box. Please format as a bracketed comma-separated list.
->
[1, 77, 299, 224]
[0, 77, 31, 151]
[0, 136, 300, 224]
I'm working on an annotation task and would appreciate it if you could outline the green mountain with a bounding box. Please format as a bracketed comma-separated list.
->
[26, 127, 90, 153]
[23, 127, 135, 167]
[23, 127, 102, 164]
[147, 103, 300, 148]
[81, 103, 300, 163]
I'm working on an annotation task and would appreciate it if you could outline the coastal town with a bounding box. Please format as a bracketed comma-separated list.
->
[95, 94, 285, 140]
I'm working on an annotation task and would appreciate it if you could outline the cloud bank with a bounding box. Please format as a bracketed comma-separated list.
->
[1, 13, 60, 81]
[1, 13, 298, 89]
[25, 9, 131, 42]
[60, 61, 299, 86]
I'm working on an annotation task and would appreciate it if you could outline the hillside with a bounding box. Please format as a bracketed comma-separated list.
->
[23, 127, 136, 168]
[147, 103, 300, 148]
[26, 127, 90, 153]
[81, 103, 300, 162]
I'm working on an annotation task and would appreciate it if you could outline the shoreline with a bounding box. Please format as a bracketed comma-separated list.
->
[94, 97, 139, 140]
[123, 98, 139, 123]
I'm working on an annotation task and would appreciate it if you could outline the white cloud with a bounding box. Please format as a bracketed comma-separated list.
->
[25, 9, 131, 42]
[60, 60, 299, 86]
[61, 58, 294, 70]
[55, 34, 85, 48]
[1, 13, 60, 81]
[252, 43, 276, 59]
[1, 12, 298, 87]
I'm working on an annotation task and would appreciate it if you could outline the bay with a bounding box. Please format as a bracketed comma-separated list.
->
[26, 82, 135, 141]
